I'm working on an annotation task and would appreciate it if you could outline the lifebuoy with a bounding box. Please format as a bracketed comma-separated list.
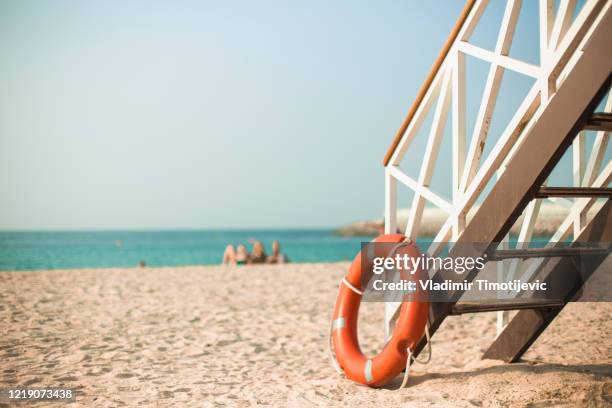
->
[330, 234, 429, 387]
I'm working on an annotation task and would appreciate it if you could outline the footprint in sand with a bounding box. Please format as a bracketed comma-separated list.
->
[115, 372, 135, 378]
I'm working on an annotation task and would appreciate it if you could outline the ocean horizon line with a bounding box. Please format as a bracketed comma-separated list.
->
[0, 227, 358, 234]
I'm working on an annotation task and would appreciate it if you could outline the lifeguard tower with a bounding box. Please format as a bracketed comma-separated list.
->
[383, 0, 611, 362]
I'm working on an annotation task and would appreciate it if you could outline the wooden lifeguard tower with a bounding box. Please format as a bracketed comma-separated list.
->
[383, 0, 611, 362]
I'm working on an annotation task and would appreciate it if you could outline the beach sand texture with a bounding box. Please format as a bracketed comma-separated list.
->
[1, 263, 610, 407]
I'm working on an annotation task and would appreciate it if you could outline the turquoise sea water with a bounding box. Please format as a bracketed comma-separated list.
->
[0, 230, 373, 271]
[0, 230, 556, 272]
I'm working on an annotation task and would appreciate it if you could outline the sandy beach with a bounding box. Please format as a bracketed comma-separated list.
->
[1, 263, 610, 407]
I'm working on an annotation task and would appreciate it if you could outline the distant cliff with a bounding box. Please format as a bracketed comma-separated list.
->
[334, 203, 575, 237]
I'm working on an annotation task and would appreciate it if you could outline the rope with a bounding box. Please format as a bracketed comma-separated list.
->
[342, 277, 363, 296]
[411, 322, 432, 364]
[398, 320, 432, 389]
[385, 238, 413, 267]
[399, 348, 413, 389]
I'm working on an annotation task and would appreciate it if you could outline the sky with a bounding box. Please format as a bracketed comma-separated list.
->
[0, 1, 572, 230]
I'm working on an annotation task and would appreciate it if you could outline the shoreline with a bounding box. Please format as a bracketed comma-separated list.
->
[0, 261, 351, 274]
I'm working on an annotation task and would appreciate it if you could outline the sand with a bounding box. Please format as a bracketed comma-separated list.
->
[0, 263, 610, 407]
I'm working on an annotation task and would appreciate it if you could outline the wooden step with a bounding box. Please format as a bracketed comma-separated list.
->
[486, 246, 609, 261]
[584, 112, 612, 131]
[534, 186, 612, 198]
[451, 299, 565, 315]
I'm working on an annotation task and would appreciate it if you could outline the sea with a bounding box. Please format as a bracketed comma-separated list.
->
[0, 230, 374, 271]
[0, 230, 556, 272]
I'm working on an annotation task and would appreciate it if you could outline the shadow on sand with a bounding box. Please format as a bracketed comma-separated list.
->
[380, 361, 612, 389]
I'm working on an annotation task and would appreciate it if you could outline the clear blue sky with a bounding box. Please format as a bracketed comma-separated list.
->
[0, 1, 553, 230]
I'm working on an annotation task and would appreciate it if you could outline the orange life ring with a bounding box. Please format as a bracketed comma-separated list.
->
[330, 234, 429, 387]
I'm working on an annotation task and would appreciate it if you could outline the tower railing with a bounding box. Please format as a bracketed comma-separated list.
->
[383, 0, 611, 336]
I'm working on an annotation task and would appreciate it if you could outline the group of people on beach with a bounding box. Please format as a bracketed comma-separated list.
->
[222, 240, 288, 265]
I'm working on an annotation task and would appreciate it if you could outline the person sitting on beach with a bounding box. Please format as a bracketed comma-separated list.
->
[267, 240, 289, 264]
[249, 240, 267, 264]
[222, 244, 249, 265]
[235, 244, 248, 265]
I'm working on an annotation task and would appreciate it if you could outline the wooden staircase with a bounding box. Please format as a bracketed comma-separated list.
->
[382, 0, 612, 363]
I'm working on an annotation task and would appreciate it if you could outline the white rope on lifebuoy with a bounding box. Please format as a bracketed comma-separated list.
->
[399, 348, 413, 389]
[342, 276, 363, 296]
[398, 321, 432, 389]
[412, 322, 432, 365]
